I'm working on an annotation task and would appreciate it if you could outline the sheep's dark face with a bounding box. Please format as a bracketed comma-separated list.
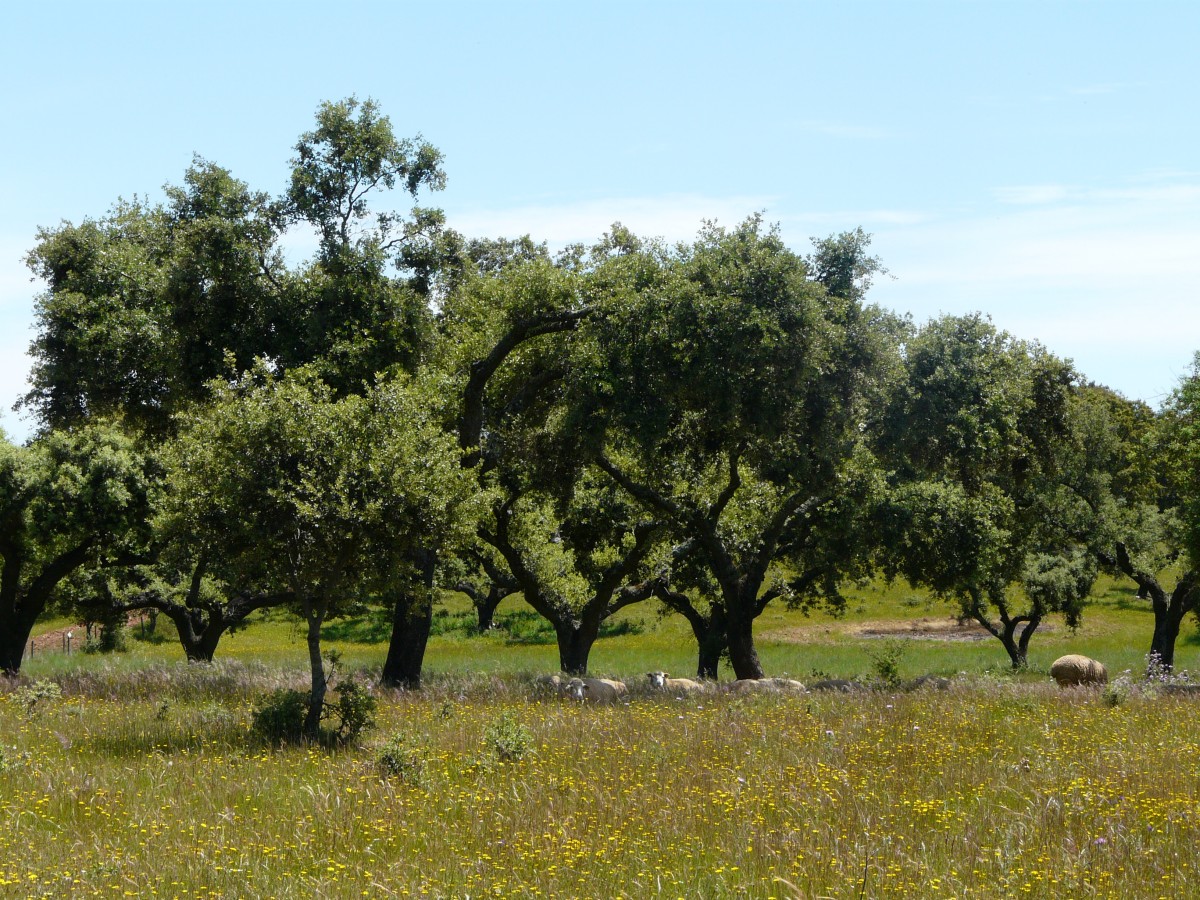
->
[647, 672, 667, 688]
[566, 679, 586, 700]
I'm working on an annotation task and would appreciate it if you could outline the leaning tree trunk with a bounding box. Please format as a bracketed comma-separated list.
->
[303, 598, 329, 740]
[654, 584, 728, 680]
[0, 607, 38, 675]
[381, 549, 438, 690]
[694, 611, 728, 681]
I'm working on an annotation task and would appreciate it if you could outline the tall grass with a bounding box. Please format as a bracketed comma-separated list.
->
[3, 677, 1199, 898]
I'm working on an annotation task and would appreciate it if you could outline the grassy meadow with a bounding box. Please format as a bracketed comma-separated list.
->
[5, 576, 1200, 898]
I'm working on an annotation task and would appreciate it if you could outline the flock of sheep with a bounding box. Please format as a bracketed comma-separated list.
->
[534, 654, 1109, 703]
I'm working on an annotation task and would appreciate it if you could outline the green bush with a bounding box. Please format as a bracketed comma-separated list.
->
[12, 679, 63, 716]
[328, 679, 377, 745]
[251, 680, 377, 747]
[867, 639, 907, 688]
[377, 734, 429, 785]
[484, 711, 534, 762]
[251, 689, 309, 744]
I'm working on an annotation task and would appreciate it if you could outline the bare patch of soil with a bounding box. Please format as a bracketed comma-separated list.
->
[767, 616, 1054, 644]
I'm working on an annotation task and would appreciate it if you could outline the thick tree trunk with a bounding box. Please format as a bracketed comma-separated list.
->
[303, 600, 328, 740]
[0, 612, 36, 675]
[726, 611, 765, 680]
[555, 614, 602, 675]
[695, 614, 727, 681]
[475, 587, 505, 632]
[381, 549, 437, 689]
[181, 623, 229, 663]
[1149, 597, 1186, 672]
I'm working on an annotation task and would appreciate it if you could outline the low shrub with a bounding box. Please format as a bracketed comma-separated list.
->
[12, 678, 63, 716]
[251, 688, 309, 744]
[377, 734, 429, 785]
[484, 710, 533, 762]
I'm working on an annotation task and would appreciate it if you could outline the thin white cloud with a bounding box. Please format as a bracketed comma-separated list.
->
[795, 121, 892, 140]
[993, 185, 1070, 205]
[870, 174, 1200, 403]
[1066, 83, 1125, 96]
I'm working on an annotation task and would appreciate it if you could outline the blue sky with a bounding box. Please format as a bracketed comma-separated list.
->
[3, 1, 1198, 441]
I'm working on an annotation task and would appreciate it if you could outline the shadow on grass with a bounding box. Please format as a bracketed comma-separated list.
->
[323, 607, 645, 647]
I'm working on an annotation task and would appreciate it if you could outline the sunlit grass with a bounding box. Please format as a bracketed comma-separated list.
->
[3, 672, 1199, 898]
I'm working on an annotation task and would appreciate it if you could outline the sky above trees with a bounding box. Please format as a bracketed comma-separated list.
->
[2, 0, 1198, 441]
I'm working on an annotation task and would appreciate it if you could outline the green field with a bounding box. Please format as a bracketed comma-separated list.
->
[5, 577, 1200, 899]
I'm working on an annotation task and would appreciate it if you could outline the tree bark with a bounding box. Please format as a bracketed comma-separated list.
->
[474, 586, 505, 632]
[303, 598, 329, 740]
[1106, 544, 1199, 674]
[1148, 584, 1194, 672]
[726, 609, 765, 680]
[380, 549, 437, 689]
[653, 582, 727, 680]
[992, 615, 1038, 670]
[554, 612, 603, 675]
[0, 606, 38, 675]
[180, 618, 230, 663]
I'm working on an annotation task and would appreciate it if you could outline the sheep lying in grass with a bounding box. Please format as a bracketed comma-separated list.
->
[1050, 655, 1108, 688]
[808, 678, 862, 693]
[728, 677, 806, 694]
[534, 674, 568, 696]
[565, 677, 628, 703]
[646, 672, 707, 694]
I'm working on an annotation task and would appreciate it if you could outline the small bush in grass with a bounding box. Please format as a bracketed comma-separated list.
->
[328, 679, 377, 745]
[484, 711, 533, 762]
[252, 689, 308, 744]
[1102, 676, 1132, 707]
[377, 735, 429, 786]
[12, 679, 63, 716]
[867, 639, 907, 688]
[251, 679, 376, 747]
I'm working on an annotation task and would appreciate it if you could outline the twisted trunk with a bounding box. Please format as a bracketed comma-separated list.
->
[303, 597, 329, 739]
[1107, 543, 1199, 673]
[654, 583, 727, 680]
[380, 549, 437, 689]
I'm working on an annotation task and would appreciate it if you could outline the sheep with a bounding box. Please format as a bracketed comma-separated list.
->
[808, 678, 862, 693]
[646, 672, 707, 693]
[904, 674, 951, 692]
[565, 676, 628, 703]
[533, 674, 569, 696]
[728, 677, 806, 694]
[1050, 654, 1108, 688]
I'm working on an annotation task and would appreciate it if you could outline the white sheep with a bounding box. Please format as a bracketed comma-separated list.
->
[1050, 655, 1108, 687]
[728, 677, 806, 694]
[534, 674, 568, 696]
[565, 676, 628, 703]
[646, 671, 707, 693]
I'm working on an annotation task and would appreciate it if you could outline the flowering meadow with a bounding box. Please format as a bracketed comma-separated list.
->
[3, 665, 1200, 900]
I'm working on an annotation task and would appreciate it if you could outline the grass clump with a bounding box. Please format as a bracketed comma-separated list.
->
[11, 678, 63, 716]
[867, 638, 907, 688]
[376, 734, 429, 785]
[483, 710, 533, 762]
